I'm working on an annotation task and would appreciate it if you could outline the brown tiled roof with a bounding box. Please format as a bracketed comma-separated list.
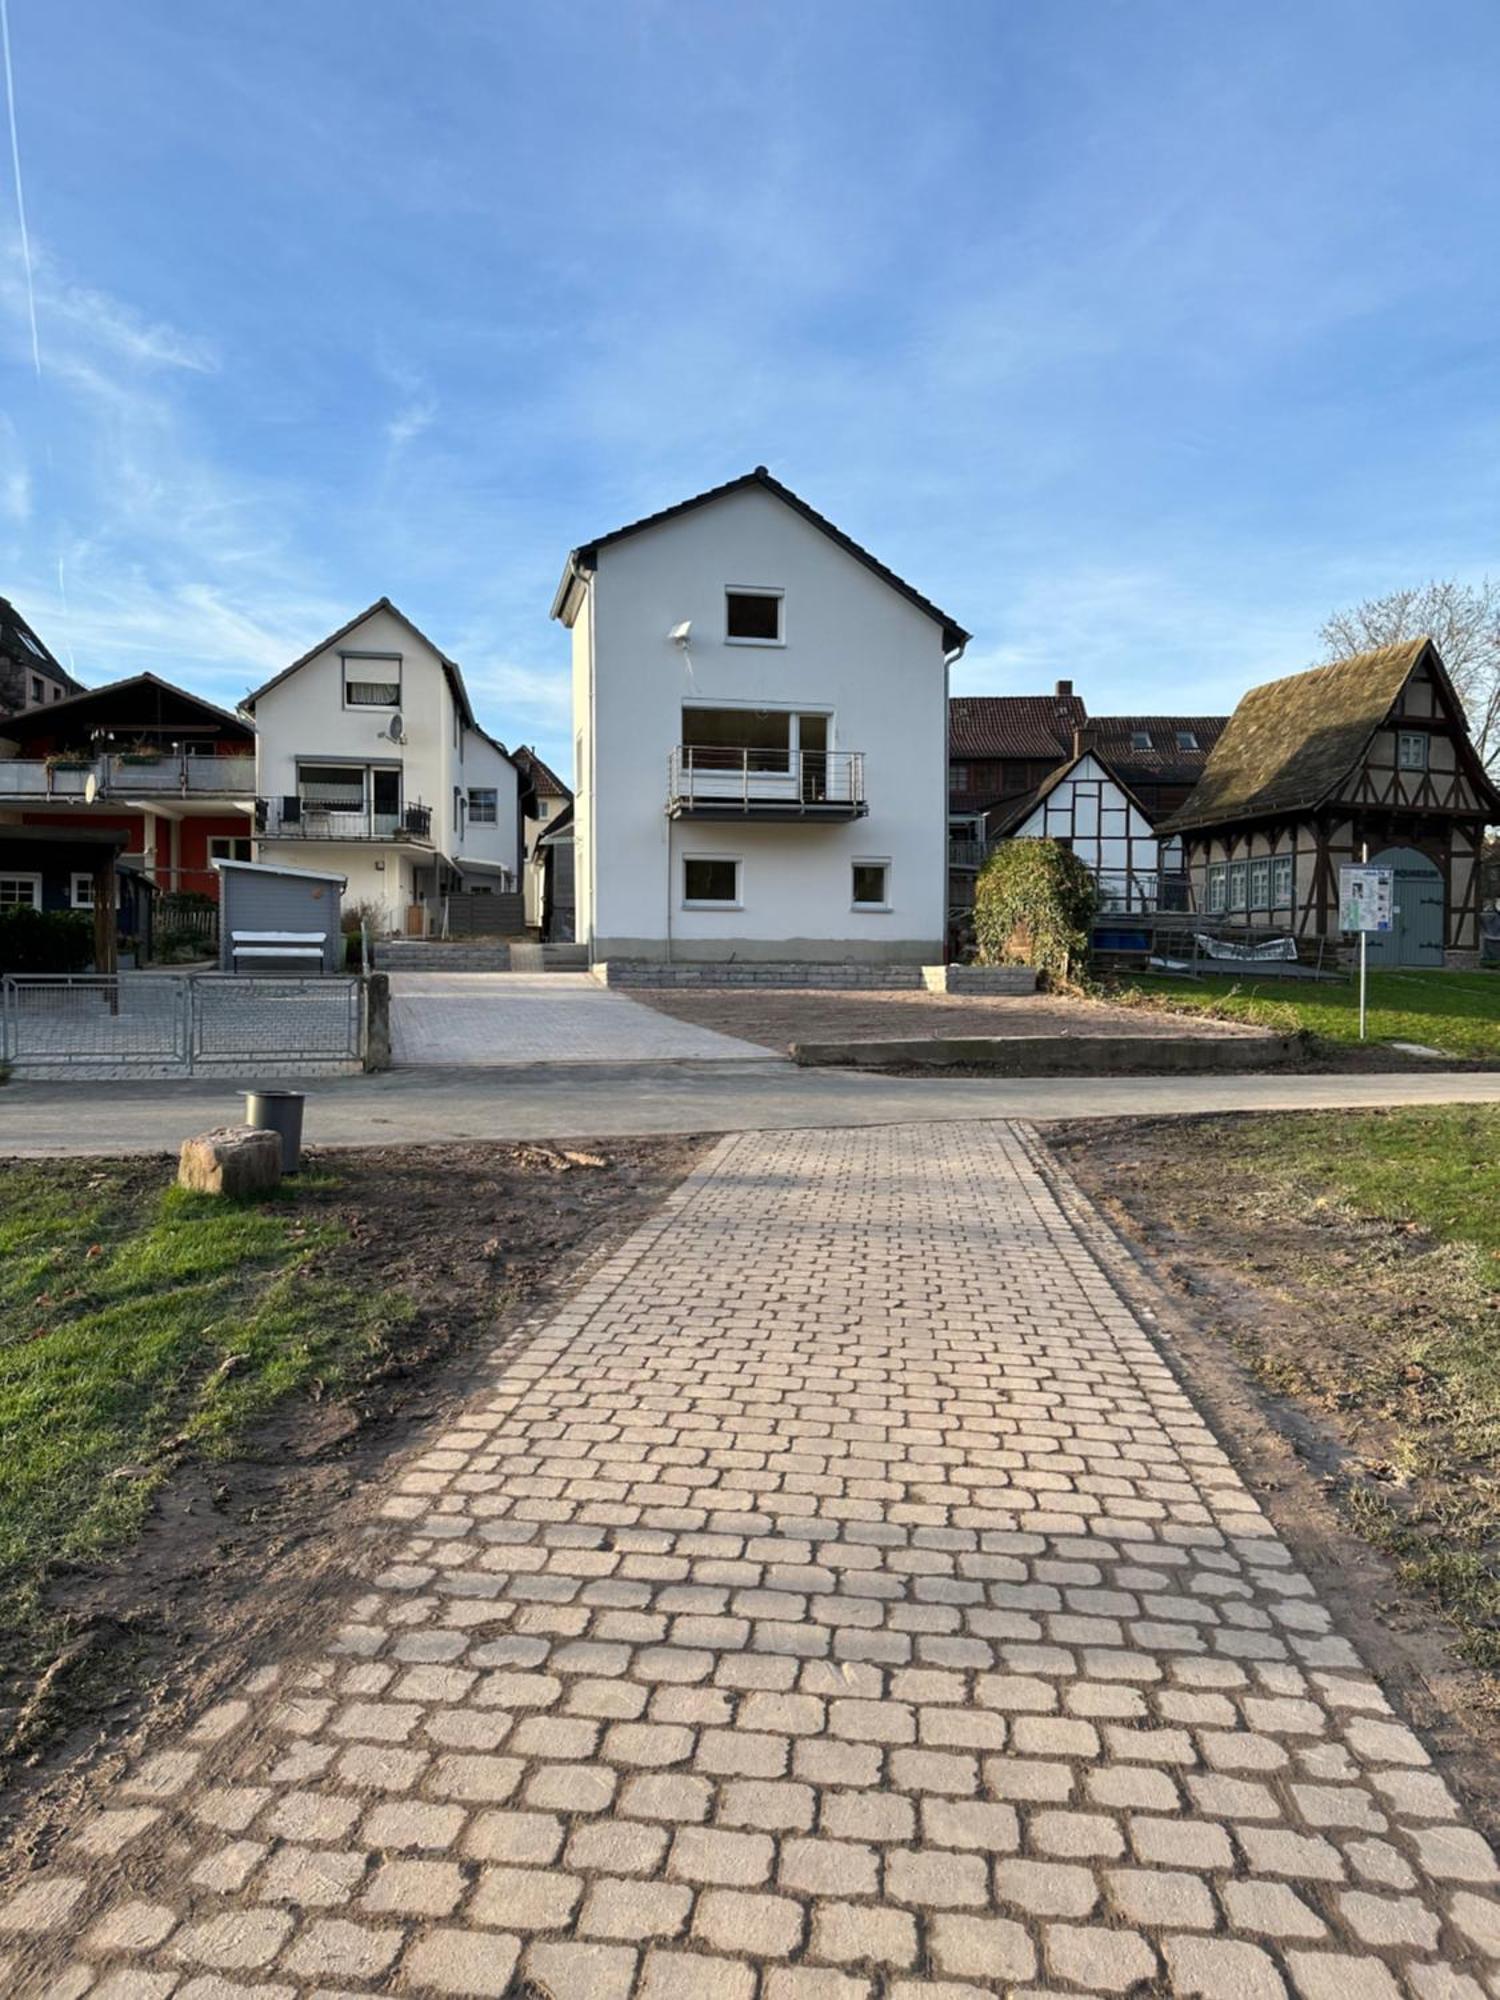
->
[554, 467, 969, 654]
[1162, 639, 1464, 832]
[1090, 715, 1226, 784]
[948, 694, 1085, 760]
[513, 745, 571, 799]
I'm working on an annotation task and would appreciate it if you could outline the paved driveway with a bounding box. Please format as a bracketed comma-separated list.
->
[389, 971, 773, 1066]
[5, 1120, 1496, 1998]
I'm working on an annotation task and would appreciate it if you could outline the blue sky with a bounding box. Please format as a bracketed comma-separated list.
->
[2, 0, 1497, 769]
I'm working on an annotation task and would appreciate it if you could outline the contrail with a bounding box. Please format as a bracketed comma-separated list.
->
[1, 0, 40, 376]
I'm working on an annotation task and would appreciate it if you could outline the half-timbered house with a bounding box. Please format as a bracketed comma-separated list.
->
[1163, 638, 1499, 967]
[987, 745, 1184, 911]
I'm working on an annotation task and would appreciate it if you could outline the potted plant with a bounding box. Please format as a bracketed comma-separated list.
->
[117, 739, 167, 766]
[45, 748, 95, 771]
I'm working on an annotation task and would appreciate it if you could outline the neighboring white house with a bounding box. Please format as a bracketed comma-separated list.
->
[242, 599, 524, 935]
[988, 747, 1187, 911]
[552, 467, 968, 966]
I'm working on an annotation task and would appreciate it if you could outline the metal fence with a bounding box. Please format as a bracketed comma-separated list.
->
[1, 973, 364, 1073]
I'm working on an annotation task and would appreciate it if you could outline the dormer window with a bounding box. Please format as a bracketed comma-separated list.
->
[1131, 730, 1152, 751]
[725, 589, 783, 644]
[343, 653, 401, 707]
[1176, 730, 1199, 751]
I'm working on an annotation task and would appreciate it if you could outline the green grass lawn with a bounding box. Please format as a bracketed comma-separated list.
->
[1171, 1106, 1500, 1666]
[1117, 967, 1500, 1058]
[0, 1160, 415, 1730]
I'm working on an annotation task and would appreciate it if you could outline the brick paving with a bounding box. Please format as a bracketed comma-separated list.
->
[3, 1119, 1498, 1999]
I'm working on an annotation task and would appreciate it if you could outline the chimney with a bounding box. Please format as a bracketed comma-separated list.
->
[1055, 678, 1074, 698]
[1073, 725, 1098, 758]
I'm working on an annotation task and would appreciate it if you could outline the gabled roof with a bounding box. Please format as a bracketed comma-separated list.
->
[551, 466, 970, 653]
[988, 747, 1156, 839]
[536, 798, 574, 845]
[245, 597, 499, 745]
[513, 744, 571, 800]
[949, 692, 1085, 761]
[1163, 638, 1500, 832]
[0, 671, 250, 741]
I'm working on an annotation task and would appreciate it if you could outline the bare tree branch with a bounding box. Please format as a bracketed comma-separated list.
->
[1318, 577, 1500, 766]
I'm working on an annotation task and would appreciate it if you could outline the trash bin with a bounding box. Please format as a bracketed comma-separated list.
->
[244, 1089, 305, 1173]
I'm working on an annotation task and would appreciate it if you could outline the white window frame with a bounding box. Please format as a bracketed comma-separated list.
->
[682, 855, 742, 909]
[1175, 730, 1199, 751]
[467, 787, 499, 826]
[724, 586, 785, 648]
[1398, 731, 1429, 771]
[1248, 857, 1270, 908]
[341, 651, 402, 710]
[1272, 854, 1294, 907]
[0, 871, 42, 910]
[1131, 730, 1152, 751]
[1227, 860, 1248, 911]
[851, 858, 891, 912]
[208, 836, 253, 865]
[1206, 863, 1227, 914]
[71, 871, 123, 910]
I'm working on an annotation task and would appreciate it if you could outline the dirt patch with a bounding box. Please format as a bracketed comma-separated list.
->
[0, 1135, 705, 1852]
[1039, 1115, 1500, 1839]
[631, 986, 1258, 1053]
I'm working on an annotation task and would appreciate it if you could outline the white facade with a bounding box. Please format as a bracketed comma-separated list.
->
[557, 477, 963, 964]
[246, 601, 521, 935]
[1003, 752, 1179, 911]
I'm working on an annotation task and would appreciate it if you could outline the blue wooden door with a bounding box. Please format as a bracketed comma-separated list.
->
[1364, 846, 1445, 967]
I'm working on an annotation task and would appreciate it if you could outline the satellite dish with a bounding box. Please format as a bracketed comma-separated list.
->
[84, 773, 98, 803]
[387, 714, 404, 742]
[669, 621, 692, 647]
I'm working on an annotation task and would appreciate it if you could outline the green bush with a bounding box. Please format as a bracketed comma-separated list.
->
[973, 839, 1098, 989]
[0, 906, 94, 975]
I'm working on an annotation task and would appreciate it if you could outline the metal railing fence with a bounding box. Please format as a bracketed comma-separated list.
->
[1, 972, 363, 1071]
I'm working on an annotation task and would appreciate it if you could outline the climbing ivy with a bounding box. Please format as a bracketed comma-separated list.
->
[972, 839, 1098, 989]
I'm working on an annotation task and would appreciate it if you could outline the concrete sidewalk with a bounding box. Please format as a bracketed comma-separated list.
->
[3, 1119, 1495, 1997]
[3, 1061, 1500, 1154]
[390, 972, 770, 1067]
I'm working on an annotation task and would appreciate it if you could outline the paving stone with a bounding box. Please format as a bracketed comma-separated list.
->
[928, 1913, 1037, 1982]
[399, 1924, 521, 1995]
[524, 1938, 639, 2000]
[1283, 1952, 1403, 2000]
[1045, 1923, 1158, 1992]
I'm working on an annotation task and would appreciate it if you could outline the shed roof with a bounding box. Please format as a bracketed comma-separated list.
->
[551, 467, 970, 653]
[212, 857, 348, 887]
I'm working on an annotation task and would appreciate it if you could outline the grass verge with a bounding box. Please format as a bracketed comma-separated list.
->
[1111, 967, 1500, 1059]
[0, 1159, 416, 1744]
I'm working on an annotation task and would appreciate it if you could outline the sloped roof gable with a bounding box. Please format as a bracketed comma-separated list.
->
[1161, 638, 1499, 832]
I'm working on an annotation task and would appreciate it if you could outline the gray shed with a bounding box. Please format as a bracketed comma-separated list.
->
[214, 858, 347, 973]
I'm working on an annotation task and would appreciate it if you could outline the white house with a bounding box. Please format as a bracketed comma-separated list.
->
[988, 746, 1187, 912]
[552, 467, 968, 967]
[243, 599, 524, 936]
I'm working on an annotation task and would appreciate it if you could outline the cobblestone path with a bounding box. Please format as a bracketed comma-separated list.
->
[3, 1122, 1497, 1999]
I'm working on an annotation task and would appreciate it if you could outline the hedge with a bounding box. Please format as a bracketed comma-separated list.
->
[0, 906, 94, 975]
[972, 838, 1098, 988]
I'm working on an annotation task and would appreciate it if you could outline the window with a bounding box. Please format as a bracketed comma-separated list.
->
[1176, 730, 1199, 751]
[725, 589, 783, 644]
[298, 764, 367, 807]
[950, 764, 970, 793]
[0, 873, 41, 910]
[70, 872, 122, 909]
[852, 861, 890, 909]
[468, 787, 498, 825]
[683, 856, 740, 906]
[1398, 731, 1429, 770]
[1131, 730, 1153, 751]
[1206, 864, 1227, 914]
[1272, 854, 1294, 907]
[17, 628, 43, 657]
[51, 684, 63, 700]
[30, 675, 43, 704]
[535, 798, 551, 820]
[1249, 857, 1270, 908]
[342, 653, 401, 707]
[208, 837, 253, 864]
[1228, 860, 1248, 910]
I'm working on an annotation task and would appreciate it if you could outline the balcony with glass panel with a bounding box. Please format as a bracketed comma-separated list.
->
[666, 706, 866, 821]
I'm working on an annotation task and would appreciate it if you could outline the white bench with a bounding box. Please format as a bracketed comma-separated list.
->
[230, 929, 327, 970]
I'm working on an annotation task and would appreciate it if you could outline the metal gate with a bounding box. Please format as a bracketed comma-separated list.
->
[1, 973, 363, 1073]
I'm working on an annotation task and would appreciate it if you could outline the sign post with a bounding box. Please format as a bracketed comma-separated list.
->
[1338, 863, 1394, 1039]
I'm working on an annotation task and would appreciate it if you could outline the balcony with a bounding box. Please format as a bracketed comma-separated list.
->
[667, 746, 866, 821]
[256, 796, 434, 844]
[948, 838, 988, 870]
[0, 753, 257, 799]
[1092, 869, 1192, 914]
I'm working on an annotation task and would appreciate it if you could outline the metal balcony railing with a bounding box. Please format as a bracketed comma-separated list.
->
[667, 746, 866, 817]
[1092, 869, 1193, 914]
[256, 797, 434, 843]
[948, 838, 987, 870]
[0, 753, 256, 798]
